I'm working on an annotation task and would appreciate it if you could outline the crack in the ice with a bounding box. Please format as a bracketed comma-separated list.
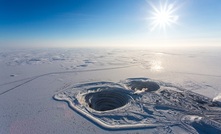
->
[0, 65, 136, 96]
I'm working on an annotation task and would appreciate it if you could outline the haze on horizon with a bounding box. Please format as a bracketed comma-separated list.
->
[0, 0, 221, 48]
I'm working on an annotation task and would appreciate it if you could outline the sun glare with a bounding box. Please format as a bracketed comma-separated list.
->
[149, 1, 179, 31]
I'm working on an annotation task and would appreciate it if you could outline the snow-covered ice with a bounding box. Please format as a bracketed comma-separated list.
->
[1, 47, 221, 134]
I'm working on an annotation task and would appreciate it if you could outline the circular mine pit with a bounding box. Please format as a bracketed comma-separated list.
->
[127, 81, 160, 91]
[84, 88, 131, 111]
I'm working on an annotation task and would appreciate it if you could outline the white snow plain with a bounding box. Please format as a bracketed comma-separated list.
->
[0, 47, 221, 134]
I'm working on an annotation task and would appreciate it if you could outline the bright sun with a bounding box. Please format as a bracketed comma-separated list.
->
[149, 1, 179, 31]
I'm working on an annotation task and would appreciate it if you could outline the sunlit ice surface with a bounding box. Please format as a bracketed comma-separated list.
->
[150, 60, 164, 72]
[148, 0, 179, 31]
[1, 47, 221, 134]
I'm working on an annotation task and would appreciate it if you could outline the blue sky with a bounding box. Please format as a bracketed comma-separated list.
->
[0, 0, 221, 47]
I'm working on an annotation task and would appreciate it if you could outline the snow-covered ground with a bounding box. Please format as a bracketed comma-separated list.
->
[0, 47, 221, 134]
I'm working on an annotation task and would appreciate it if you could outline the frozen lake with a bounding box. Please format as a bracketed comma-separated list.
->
[0, 47, 221, 134]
